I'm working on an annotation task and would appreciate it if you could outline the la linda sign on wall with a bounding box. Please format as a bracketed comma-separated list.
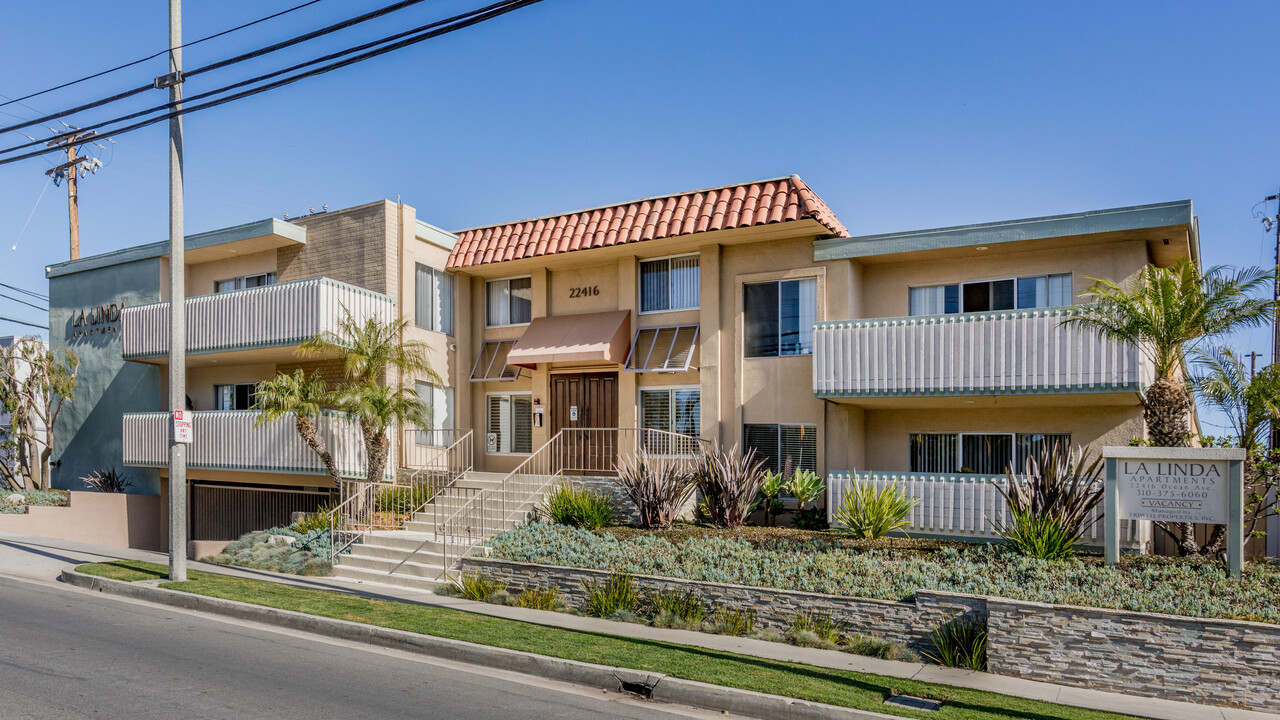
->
[1103, 446, 1245, 577]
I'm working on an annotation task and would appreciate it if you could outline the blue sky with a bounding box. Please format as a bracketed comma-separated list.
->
[0, 0, 1277, 433]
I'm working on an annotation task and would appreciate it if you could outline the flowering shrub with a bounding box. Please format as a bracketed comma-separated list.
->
[488, 523, 1280, 624]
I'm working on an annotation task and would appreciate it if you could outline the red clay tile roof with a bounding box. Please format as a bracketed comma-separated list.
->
[447, 175, 850, 270]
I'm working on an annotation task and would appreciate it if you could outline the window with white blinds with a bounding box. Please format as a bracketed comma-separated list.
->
[415, 264, 453, 334]
[743, 423, 817, 473]
[487, 394, 532, 454]
[909, 432, 1071, 474]
[640, 388, 700, 435]
[908, 273, 1072, 316]
[487, 277, 532, 326]
[640, 255, 700, 313]
[415, 382, 454, 447]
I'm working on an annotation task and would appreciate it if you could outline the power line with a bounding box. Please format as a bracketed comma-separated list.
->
[0, 0, 542, 167]
[0, 0, 327, 111]
[0, 282, 48, 301]
[0, 0, 432, 138]
[0, 292, 46, 313]
[0, 315, 48, 331]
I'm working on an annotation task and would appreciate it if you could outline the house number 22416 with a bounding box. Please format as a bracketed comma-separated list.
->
[569, 286, 600, 298]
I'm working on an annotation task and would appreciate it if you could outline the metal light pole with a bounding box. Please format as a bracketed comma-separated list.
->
[166, 0, 188, 582]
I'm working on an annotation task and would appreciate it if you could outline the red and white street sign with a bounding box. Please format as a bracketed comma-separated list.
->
[172, 410, 194, 444]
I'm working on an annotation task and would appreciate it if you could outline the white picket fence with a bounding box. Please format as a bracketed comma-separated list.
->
[827, 470, 1150, 549]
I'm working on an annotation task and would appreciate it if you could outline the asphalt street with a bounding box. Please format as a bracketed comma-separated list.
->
[0, 564, 731, 719]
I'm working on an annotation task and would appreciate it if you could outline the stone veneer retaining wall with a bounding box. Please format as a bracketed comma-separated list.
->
[461, 556, 1280, 713]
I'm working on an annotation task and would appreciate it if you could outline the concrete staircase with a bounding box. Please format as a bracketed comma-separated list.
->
[332, 471, 541, 592]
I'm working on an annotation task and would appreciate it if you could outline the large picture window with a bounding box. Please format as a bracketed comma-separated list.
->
[743, 423, 817, 474]
[487, 393, 532, 454]
[744, 278, 817, 357]
[215, 383, 258, 411]
[909, 432, 1071, 474]
[415, 382, 454, 447]
[909, 274, 1071, 316]
[415, 264, 453, 334]
[640, 255, 699, 313]
[486, 277, 532, 327]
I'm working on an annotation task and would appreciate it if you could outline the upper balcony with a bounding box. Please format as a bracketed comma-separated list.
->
[121, 277, 394, 363]
[812, 308, 1150, 404]
[122, 410, 389, 480]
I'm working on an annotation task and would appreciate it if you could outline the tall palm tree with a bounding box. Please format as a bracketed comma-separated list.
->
[1192, 347, 1280, 459]
[299, 309, 442, 483]
[253, 369, 342, 487]
[1064, 257, 1274, 555]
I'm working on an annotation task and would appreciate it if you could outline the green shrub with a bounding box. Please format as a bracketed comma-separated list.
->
[377, 483, 436, 515]
[923, 619, 987, 671]
[792, 507, 829, 531]
[516, 585, 561, 610]
[582, 572, 637, 617]
[756, 469, 788, 526]
[643, 588, 706, 625]
[832, 478, 918, 539]
[205, 528, 333, 575]
[786, 470, 825, 512]
[998, 509, 1080, 560]
[708, 605, 755, 636]
[542, 483, 615, 529]
[290, 503, 335, 533]
[843, 634, 919, 662]
[457, 572, 506, 602]
[790, 609, 844, 646]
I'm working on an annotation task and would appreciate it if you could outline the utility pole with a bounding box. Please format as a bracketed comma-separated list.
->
[1266, 192, 1280, 453]
[162, 0, 188, 582]
[1247, 351, 1262, 379]
[43, 130, 98, 260]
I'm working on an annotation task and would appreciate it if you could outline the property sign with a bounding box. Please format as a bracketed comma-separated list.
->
[1102, 447, 1245, 577]
[1114, 458, 1228, 524]
[172, 410, 193, 444]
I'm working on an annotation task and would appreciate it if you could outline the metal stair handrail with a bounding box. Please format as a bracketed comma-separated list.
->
[437, 427, 707, 583]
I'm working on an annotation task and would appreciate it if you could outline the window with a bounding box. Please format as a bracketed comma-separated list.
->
[486, 277, 532, 326]
[415, 264, 453, 334]
[640, 255, 699, 313]
[214, 383, 258, 411]
[640, 388, 700, 453]
[744, 278, 817, 357]
[415, 382, 454, 447]
[625, 325, 699, 372]
[743, 423, 817, 474]
[909, 433, 1071, 474]
[908, 274, 1072, 316]
[487, 394, 532, 454]
[214, 272, 276, 293]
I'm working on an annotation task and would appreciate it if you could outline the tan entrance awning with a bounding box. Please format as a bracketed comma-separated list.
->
[507, 310, 631, 368]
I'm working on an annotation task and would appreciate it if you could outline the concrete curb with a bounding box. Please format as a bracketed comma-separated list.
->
[62, 568, 899, 720]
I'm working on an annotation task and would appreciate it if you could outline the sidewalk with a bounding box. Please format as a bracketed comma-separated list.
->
[2, 530, 1272, 720]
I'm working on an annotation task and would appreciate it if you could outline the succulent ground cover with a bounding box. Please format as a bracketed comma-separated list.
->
[203, 527, 334, 576]
[489, 523, 1280, 624]
[0, 489, 69, 514]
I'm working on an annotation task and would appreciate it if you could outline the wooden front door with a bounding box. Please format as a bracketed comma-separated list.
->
[551, 372, 618, 474]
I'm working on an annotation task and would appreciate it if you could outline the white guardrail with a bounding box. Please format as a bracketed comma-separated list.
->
[122, 410, 390, 481]
[121, 277, 394, 359]
[827, 470, 1150, 550]
[812, 308, 1151, 398]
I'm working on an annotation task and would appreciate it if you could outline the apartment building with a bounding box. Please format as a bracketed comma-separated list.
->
[45, 176, 1197, 546]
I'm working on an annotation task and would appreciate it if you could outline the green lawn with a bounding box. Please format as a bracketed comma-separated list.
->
[76, 561, 1137, 720]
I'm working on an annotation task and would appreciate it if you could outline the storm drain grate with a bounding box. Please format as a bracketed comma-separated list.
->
[885, 694, 943, 711]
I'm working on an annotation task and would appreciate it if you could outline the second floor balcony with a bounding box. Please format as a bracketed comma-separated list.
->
[120, 277, 394, 362]
[812, 308, 1150, 402]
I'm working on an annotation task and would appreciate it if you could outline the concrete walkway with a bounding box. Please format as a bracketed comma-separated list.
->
[0, 530, 1271, 720]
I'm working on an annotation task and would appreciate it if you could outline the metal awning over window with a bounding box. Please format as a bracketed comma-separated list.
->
[470, 340, 521, 382]
[624, 325, 699, 372]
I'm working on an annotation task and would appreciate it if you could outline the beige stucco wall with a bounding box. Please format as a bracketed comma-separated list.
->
[0, 491, 163, 550]
[184, 249, 278, 297]
[858, 404, 1144, 472]
[859, 238, 1150, 319]
[186, 363, 277, 410]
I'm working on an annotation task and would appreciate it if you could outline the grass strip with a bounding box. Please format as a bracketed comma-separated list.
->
[76, 561, 1137, 720]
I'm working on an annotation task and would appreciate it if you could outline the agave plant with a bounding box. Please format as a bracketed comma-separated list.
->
[832, 475, 918, 539]
[693, 443, 766, 528]
[756, 469, 788, 526]
[989, 444, 1104, 559]
[787, 470, 825, 511]
[616, 448, 698, 529]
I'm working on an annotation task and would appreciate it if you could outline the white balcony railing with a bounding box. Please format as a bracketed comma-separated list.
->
[122, 410, 389, 481]
[121, 277, 394, 359]
[813, 308, 1148, 398]
[828, 470, 1149, 550]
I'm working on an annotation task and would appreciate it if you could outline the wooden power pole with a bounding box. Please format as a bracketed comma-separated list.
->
[44, 130, 98, 261]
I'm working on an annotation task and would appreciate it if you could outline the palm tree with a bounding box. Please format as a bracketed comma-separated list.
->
[253, 369, 342, 487]
[299, 309, 442, 483]
[1064, 257, 1274, 555]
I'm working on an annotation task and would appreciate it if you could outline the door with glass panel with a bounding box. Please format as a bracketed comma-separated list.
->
[551, 372, 618, 475]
